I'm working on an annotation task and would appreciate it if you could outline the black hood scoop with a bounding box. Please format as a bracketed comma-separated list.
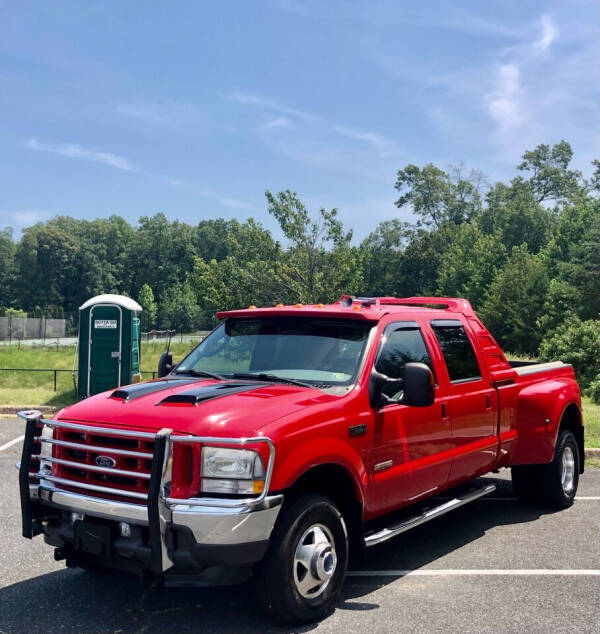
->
[158, 382, 267, 405]
[109, 379, 196, 402]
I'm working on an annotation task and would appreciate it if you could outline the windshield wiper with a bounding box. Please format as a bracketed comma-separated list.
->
[230, 372, 315, 390]
[174, 369, 226, 381]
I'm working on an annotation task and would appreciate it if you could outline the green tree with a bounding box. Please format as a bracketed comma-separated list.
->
[543, 196, 600, 320]
[517, 141, 583, 205]
[480, 180, 553, 253]
[535, 279, 581, 337]
[436, 223, 507, 308]
[396, 228, 446, 296]
[0, 227, 16, 307]
[265, 190, 363, 303]
[14, 222, 81, 311]
[138, 283, 157, 329]
[157, 280, 202, 333]
[394, 163, 483, 227]
[190, 256, 280, 313]
[538, 319, 600, 391]
[361, 220, 413, 296]
[128, 213, 197, 300]
[590, 159, 600, 193]
[479, 245, 549, 354]
[195, 218, 278, 263]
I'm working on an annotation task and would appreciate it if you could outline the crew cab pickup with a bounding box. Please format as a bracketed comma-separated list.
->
[16, 296, 584, 624]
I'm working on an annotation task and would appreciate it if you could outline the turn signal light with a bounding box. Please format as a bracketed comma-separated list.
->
[253, 480, 265, 494]
[171, 443, 201, 498]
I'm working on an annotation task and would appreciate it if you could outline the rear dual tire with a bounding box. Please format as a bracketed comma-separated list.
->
[512, 430, 580, 509]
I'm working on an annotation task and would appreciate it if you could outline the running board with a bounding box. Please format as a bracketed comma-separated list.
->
[365, 483, 496, 547]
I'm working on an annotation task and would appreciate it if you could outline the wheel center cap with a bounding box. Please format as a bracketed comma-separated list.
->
[312, 545, 336, 581]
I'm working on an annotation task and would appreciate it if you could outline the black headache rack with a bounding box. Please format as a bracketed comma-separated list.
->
[16, 410, 275, 575]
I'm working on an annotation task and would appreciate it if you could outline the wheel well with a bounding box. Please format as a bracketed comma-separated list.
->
[286, 464, 364, 556]
[559, 403, 584, 473]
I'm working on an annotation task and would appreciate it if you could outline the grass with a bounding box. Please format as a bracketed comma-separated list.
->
[1, 344, 598, 448]
[0, 341, 196, 408]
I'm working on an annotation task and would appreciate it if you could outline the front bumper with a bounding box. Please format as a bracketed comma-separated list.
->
[17, 411, 282, 575]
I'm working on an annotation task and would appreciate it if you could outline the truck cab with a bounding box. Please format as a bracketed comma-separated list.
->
[17, 296, 584, 624]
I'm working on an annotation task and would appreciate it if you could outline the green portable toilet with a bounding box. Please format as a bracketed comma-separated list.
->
[78, 294, 143, 398]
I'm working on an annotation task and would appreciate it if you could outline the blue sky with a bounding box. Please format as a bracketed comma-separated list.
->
[1, 0, 598, 240]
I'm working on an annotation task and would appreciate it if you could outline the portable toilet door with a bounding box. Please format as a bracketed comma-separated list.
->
[78, 294, 143, 398]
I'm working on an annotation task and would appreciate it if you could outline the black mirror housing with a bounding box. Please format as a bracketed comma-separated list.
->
[158, 351, 173, 378]
[403, 362, 435, 407]
[368, 371, 387, 410]
[368, 369, 404, 410]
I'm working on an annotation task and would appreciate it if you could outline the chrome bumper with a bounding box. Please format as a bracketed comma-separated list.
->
[17, 410, 281, 573]
[33, 482, 283, 546]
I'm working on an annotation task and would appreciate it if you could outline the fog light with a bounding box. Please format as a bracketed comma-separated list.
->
[70, 512, 84, 523]
[119, 522, 131, 538]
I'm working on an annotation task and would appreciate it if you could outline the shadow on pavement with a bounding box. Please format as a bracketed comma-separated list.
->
[0, 476, 559, 633]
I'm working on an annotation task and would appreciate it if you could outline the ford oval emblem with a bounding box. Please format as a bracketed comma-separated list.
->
[96, 455, 117, 468]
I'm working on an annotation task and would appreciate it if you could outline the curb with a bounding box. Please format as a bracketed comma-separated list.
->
[0, 406, 58, 416]
[585, 448, 600, 459]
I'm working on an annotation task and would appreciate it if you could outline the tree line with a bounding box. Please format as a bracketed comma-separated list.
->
[1, 141, 598, 398]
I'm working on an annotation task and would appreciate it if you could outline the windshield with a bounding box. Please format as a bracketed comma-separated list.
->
[175, 317, 374, 387]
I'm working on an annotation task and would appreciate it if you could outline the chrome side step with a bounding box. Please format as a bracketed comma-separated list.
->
[365, 483, 496, 547]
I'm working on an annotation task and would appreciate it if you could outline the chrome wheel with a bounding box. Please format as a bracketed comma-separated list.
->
[293, 523, 337, 599]
[561, 445, 576, 494]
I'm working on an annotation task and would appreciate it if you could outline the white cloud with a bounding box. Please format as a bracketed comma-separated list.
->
[25, 138, 134, 171]
[116, 103, 175, 127]
[10, 209, 51, 226]
[333, 125, 401, 158]
[1, 209, 53, 235]
[198, 188, 253, 211]
[533, 15, 557, 52]
[485, 64, 522, 132]
[116, 101, 201, 128]
[24, 138, 198, 190]
[160, 175, 188, 188]
[261, 116, 293, 130]
[231, 92, 317, 122]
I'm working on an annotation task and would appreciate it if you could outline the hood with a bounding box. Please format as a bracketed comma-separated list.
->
[57, 378, 336, 437]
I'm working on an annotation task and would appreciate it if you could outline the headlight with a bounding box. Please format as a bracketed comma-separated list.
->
[39, 424, 54, 474]
[40, 424, 54, 458]
[201, 447, 266, 495]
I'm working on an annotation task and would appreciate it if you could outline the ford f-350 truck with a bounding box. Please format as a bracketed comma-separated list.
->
[17, 296, 584, 624]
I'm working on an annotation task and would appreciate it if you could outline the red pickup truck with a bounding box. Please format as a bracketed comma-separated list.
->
[17, 296, 584, 624]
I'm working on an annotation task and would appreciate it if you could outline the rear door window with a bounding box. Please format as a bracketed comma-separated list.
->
[431, 321, 481, 382]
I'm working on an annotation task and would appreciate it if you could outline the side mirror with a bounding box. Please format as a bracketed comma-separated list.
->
[368, 369, 403, 410]
[158, 351, 173, 378]
[403, 362, 435, 407]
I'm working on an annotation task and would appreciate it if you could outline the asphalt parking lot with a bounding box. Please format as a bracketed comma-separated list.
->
[1, 416, 599, 633]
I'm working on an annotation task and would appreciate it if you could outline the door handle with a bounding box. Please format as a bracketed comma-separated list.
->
[485, 394, 493, 411]
[441, 402, 450, 422]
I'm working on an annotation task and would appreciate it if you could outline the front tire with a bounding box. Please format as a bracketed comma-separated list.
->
[512, 430, 580, 509]
[253, 493, 348, 625]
